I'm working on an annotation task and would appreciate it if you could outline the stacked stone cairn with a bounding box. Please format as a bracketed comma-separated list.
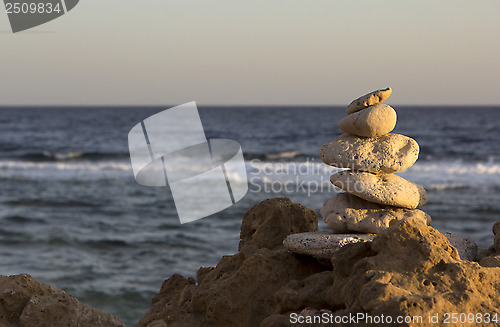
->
[284, 88, 431, 261]
[319, 87, 430, 235]
[284, 88, 478, 261]
[283, 88, 478, 262]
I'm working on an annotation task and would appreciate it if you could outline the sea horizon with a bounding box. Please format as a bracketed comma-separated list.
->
[1, 106, 500, 325]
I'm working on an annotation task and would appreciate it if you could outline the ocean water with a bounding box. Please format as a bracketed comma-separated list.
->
[0, 106, 499, 325]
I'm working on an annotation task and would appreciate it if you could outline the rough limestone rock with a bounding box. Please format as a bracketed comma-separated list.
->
[19, 293, 125, 327]
[320, 133, 419, 174]
[338, 104, 397, 138]
[0, 274, 64, 327]
[140, 199, 500, 327]
[331, 171, 428, 209]
[262, 288, 336, 327]
[137, 198, 326, 327]
[444, 232, 478, 261]
[0, 274, 124, 327]
[239, 197, 319, 256]
[320, 193, 431, 234]
[346, 87, 392, 115]
[323, 217, 500, 327]
[266, 217, 500, 327]
[283, 231, 375, 260]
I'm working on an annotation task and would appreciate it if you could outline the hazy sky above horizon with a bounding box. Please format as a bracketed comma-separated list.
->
[1, 1, 499, 105]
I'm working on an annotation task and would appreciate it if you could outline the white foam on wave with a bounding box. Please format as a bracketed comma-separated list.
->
[398, 160, 500, 189]
[0, 160, 132, 171]
[265, 151, 300, 160]
[248, 159, 500, 191]
[0, 160, 133, 181]
[426, 183, 467, 191]
[407, 160, 500, 175]
[42, 151, 85, 161]
[1, 158, 500, 191]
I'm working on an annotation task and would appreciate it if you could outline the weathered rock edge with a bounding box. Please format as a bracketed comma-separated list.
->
[138, 198, 500, 327]
[0, 274, 124, 327]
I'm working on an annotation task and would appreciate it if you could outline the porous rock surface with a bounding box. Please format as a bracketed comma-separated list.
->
[321, 192, 431, 234]
[138, 199, 500, 327]
[283, 231, 375, 260]
[264, 216, 500, 327]
[0, 274, 124, 327]
[330, 170, 428, 209]
[320, 133, 419, 174]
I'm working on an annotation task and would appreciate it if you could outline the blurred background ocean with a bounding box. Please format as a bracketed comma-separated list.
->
[0, 106, 499, 325]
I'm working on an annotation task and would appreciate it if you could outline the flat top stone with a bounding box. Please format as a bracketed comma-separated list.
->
[320, 133, 419, 174]
[346, 87, 392, 115]
[283, 231, 375, 259]
[331, 170, 428, 209]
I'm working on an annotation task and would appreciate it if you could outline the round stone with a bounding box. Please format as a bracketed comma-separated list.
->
[320, 133, 419, 174]
[320, 193, 431, 234]
[338, 104, 397, 138]
[330, 170, 428, 209]
[346, 87, 392, 115]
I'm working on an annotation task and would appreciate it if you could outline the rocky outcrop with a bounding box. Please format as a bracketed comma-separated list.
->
[137, 198, 326, 327]
[139, 89, 494, 326]
[327, 217, 498, 325]
[267, 216, 500, 327]
[0, 274, 124, 327]
[138, 198, 500, 327]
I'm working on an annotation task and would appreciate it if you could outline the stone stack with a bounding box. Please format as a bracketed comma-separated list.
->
[284, 88, 477, 262]
[319, 87, 431, 234]
[283, 88, 432, 261]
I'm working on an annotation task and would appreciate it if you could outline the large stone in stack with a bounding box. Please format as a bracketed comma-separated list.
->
[320, 192, 431, 234]
[320, 87, 431, 234]
[319, 133, 419, 174]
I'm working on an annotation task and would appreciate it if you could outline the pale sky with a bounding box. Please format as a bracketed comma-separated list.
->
[1, 1, 499, 105]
